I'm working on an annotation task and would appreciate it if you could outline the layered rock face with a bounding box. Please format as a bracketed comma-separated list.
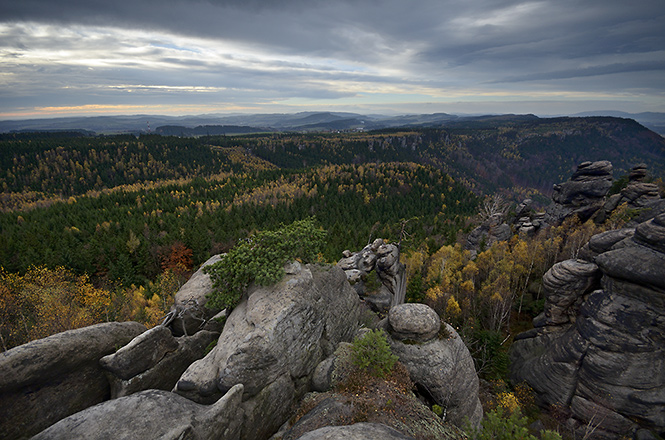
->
[174, 262, 361, 440]
[0, 321, 146, 440]
[510, 213, 665, 439]
[546, 160, 614, 224]
[601, 164, 662, 220]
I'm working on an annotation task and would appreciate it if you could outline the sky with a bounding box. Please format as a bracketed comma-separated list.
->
[1, 0, 664, 119]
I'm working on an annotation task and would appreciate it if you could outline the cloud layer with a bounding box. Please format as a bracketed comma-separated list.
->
[1, 0, 664, 118]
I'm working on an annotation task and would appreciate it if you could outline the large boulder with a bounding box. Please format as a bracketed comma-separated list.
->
[174, 262, 361, 440]
[510, 213, 665, 439]
[388, 303, 440, 343]
[385, 304, 483, 429]
[0, 321, 146, 440]
[32, 385, 244, 440]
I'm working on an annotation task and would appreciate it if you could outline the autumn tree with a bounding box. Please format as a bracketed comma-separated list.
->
[161, 242, 194, 279]
[0, 266, 111, 350]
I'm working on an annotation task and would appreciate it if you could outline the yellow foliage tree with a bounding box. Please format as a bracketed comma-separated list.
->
[113, 269, 181, 328]
[446, 296, 462, 321]
[0, 266, 111, 350]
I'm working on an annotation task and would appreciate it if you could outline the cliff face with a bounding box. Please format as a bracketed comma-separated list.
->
[510, 214, 665, 439]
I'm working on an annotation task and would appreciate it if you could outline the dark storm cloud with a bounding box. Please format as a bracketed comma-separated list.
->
[1, 0, 664, 116]
[5, 0, 660, 62]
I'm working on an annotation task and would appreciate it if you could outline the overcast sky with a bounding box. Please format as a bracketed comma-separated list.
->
[1, 0, 664, 119]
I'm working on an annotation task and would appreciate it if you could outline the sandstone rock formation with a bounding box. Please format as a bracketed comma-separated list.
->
[337, 239, 406, 313]
[385, 304, 483, 429]
[510, 213, 665, 439]
[600, 164, 662, 223]
[0, 321, 146, 440]
[280, 341, 462, 440]
[32, 385, 244, 440]
[174, 262, 361, 439]
[10, 260, 482, 440]
[465, 213, 512, 256]
[100, 326, 219, 398]
[534, 259, 601, 327]
[546, 160, 613, 224]
[168, 254, 225, 336]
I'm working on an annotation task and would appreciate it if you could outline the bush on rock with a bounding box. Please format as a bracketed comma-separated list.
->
[351, 329, 398, 379]
[204, 218, 326, 310]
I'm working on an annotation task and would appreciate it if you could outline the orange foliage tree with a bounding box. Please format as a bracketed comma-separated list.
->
[161, 242, 194, 278]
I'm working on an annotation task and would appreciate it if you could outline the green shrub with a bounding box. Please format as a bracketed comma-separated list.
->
[350, 329, 399, 378]
[204, 338, 218, 355]
[608, 176, 629, 195]
[204, 218, 326, 310]
[467, 407, 562, 440]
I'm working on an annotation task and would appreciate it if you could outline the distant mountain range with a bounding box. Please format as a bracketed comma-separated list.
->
[2, 111, 664, 136]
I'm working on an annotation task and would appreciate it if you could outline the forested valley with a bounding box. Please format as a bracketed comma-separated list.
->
[1, 118, 664, 369]
[2, 117, 665, 440]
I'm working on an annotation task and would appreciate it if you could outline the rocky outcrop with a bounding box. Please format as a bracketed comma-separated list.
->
[546, 161, 613, 224]
[0, 321, 146, 440]
[32, 385, 244, 440]
[168, 254, 225, 336]
[510, 213, 665, 439]
[465, 213, 512, 256]
[280, 341, 462, 440]
[385, 304, 483, 429]
[600, 164, 662, 222]
[338, 239, 406, 313]
[174, 262, 361, 440]
[100, 326, 220, 398]
[7, 260, 483, 440]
